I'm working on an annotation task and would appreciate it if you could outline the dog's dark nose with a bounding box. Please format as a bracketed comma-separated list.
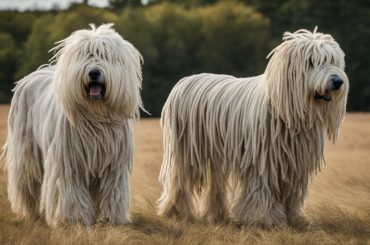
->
[330, 75, 344, 91]
[88, 69, 101, 81]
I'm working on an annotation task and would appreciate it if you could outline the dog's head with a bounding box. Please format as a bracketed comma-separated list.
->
[51, 23, 143, 124]
[265, 28, 349, 141]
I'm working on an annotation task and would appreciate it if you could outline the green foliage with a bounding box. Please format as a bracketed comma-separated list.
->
[109, 0, 143, 10]
[0, 11, 39, 44]
[196, 2, 269, 76]
[15, 14, 54, 79]
[0, 0, 369, 113]
[148, 0, 219, 6]
[0, 32, 17, 102]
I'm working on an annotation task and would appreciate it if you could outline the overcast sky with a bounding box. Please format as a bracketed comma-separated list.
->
[0, 0, 109, 11]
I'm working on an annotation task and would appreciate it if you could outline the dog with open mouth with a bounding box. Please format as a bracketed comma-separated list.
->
[87, 68, 106, 100]
[3, 23, 143, 227]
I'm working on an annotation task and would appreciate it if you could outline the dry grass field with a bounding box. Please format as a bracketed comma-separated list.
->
[0, 104, 369, 244]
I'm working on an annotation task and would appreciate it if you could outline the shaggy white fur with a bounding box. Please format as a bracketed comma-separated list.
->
[3, 24, 143, 227]
[157, 28, 349, 228]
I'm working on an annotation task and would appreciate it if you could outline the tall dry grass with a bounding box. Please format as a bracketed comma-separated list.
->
[0, 104, 369, 244]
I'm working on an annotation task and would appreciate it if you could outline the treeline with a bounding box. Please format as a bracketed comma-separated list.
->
[0, 0, 369, 116]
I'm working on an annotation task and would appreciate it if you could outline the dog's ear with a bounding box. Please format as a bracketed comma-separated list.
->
[124, 42, 144, 119]
[107, 40, 144, 120]
[265, 39, 310, 132]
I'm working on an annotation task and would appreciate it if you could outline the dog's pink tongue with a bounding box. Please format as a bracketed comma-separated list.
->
[90, 84, 101, 96]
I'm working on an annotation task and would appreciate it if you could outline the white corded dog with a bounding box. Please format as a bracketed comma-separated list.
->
[4, 24, 143, 227]
[158, 28, 349, 228]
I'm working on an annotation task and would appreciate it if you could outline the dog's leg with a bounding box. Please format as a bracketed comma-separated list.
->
[41, 145, 95, 227]
[199, 163, 229, 223]
[157, 161, 195, 221]
[157, 121, 196, 220]
[41, 164, 95, 226]
[98, 166, 130, 225]
[7, 155, 42, 220]
[232, 177, 287, 228]
[285, 179, 309, 229]
[6, 103, 43, 219]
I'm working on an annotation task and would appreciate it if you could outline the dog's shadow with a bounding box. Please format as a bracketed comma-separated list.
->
[127, 212, 184, 239]
[129, 214, 370, 241]
[8, 206, 370, 242]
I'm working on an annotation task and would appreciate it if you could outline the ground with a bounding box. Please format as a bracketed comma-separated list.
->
[0, 105, 369, 244]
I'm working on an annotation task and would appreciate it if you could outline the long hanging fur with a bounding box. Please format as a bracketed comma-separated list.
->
[3, 24, 143, 227]
[157, 28, 349, 227]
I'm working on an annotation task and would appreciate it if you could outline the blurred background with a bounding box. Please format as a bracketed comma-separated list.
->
[0, 0, 369, 116]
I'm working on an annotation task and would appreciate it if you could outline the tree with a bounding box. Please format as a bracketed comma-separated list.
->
[109, 0, 143, 10]
[147, 0, 218, 6]
[196, 1, 270, 76]
[0, 32, 17, 102]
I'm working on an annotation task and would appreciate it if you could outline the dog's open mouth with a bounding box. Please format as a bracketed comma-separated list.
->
[314, 91, 332, 102]
[87, 82, 105, 100]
